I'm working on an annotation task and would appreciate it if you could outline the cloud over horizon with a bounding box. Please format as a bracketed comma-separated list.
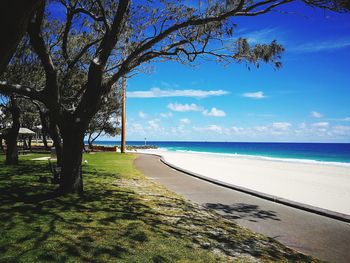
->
[127, 88, 228, 98]
[311, 111, 323, 118]
[241, 91, 266, 99]
[202, 107, 226, 117]
[168, 103, 203, 112]
[292, 38, 350, 53]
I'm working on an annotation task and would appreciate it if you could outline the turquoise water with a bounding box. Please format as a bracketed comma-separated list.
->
[92, 141, 350, 165]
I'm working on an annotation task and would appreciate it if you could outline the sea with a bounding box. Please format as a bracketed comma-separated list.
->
[91, 141, 350, 166]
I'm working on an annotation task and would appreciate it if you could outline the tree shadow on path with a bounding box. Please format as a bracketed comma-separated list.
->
[205, 203, 280, 222]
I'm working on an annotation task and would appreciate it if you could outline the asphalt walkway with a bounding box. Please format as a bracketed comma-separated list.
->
[134, 154, 350, 263]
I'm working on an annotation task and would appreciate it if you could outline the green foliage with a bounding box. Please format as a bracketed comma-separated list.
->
[86, 87, 122, 145]
[235, 38, 284, 69]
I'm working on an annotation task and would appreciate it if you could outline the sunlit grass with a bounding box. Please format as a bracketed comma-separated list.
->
[0, 152, 317, 262]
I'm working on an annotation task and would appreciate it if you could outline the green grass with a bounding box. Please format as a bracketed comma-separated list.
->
[0, 152, 318, 262]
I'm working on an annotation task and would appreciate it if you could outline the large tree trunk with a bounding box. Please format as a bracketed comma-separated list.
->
[59, 126, 84, 194]
[5, 136, 19, 165]
[5, 96, 20, 165]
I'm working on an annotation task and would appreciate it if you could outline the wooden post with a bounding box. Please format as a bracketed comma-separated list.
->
[121, 77, 126, 153]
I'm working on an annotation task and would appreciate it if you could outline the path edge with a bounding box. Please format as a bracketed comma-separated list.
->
[136, 153, 350, 223]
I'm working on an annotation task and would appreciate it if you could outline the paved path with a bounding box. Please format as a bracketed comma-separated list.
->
[134, 154, 350, 263]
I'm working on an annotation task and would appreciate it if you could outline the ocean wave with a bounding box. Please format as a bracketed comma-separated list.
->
[170, 149, 350, 167]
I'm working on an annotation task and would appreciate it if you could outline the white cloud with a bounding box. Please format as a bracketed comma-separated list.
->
[179, 118, 190, 125]
[138, 111, 146, 118]
[292, 39, 350, 53]
[168, 103, 203, 112]
[160, 81, 179, 88]
[241, 91, 266, 99]
[242, 28, 279, 44]
[231, 126, 244, 133]
[332, 125, 350, 135]
[272, 122, 292, 130]
[299, 122, 307, 129]
[148, 119, 160, 130]
[128, 88, 228, 98]
[202, 107, 226, 117]
[311, 111, 323, 118]
[194, 125, 224, 133]
[330, 117, 350, 122]
[254, 126, 268, 132]
[206, 125, 223, 133]
[131, 123, 144, 131]
[312, 122, 329, 128]
[160, 112, 173, 118]
[126, 120, 350, 142]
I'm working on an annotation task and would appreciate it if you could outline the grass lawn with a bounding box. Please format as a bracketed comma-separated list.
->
[0, 152, 317, 262]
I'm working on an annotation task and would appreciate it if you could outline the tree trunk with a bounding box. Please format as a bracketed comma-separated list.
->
[47, 114, 62, 167]
[42, 133, 48, 150]
[38, 110, 49, 150]
[23, 138, 28, 149]
[5, 133, 19, 165]
[88, 141, 93, 151]
[0, 137, 4, 152]
[28, 136, 32, 151]
[5, 96, 20, 165]
[59, 129, 84, 194]
[51, 127, 63, 167]
[88, 133, 94, 151]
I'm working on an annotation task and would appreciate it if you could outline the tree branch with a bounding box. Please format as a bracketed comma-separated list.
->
[27, 1, 59, 100]
[118, 0, 292, 82]
[75, 0, 131, 119]
[0, 81, 44, 101]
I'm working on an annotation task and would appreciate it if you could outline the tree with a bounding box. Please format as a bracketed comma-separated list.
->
[18, 100, 42, 150]
[86, 87, 121, 151]
[0, 95, 21, 164]
[0, 0, 348, 194]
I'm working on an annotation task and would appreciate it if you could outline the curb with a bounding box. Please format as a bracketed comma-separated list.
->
[135, 152, 350, 223]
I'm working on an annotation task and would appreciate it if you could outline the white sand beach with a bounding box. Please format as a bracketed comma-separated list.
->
[138, 149, 350, 215]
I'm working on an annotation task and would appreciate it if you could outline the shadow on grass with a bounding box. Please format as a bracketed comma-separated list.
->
[0, 156, 313, 262]
[204, 203, 280, 222]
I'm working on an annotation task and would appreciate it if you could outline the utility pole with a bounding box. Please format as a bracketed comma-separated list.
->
[121, 77, 126, 153]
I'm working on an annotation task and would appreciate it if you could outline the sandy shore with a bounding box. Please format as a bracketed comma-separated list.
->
[137, 149, 350, 215]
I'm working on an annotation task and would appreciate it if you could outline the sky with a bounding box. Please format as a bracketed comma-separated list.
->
[114, 1, 350, 143]
[50, 1, 350, 143]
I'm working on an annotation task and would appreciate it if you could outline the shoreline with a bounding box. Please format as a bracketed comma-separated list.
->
[163, 148, 350, 167]
[136, 149, 350, 216]
[92, 141, 350, 165]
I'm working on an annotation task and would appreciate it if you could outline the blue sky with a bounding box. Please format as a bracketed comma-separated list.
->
[112, 2, 350, 143]
[49, 1, 350, 142]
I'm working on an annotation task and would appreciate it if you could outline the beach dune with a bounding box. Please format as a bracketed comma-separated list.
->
[139, 149, 350, 215]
